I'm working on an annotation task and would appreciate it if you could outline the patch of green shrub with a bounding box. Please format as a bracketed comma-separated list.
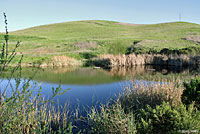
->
[182, 77, 200, 108]
[126, 46, 159, 54]
[137, 102, 200, 134]
[127, 44, 200, 55]
[79, 52, 97, 59]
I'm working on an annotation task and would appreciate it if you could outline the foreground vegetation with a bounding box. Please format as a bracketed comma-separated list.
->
[1, 20, 199, 65]
[0, 14, 72, 133]
[87, 78, 200, 134]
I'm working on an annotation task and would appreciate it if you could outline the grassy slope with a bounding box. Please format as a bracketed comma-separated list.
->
[1, 20, 200, 63]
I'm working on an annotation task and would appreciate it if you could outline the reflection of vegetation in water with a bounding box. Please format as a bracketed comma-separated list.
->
[103, 65, 199, 81]
[19, 67, 124, 85]
[2, 66, 198, 85]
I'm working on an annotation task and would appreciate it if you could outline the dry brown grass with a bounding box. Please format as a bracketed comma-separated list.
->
[39, 55, 81, 67]
[0, 98, 71, 134]
[119, 79, 183, 114]
[88, 102, 137, 134]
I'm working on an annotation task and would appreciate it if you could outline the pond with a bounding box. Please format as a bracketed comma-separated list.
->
[0, 65, 199, 113]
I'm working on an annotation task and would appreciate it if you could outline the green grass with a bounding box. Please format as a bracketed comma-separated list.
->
[1, 20, 199, 64]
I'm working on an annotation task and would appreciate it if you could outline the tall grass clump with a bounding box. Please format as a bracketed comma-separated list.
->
[0, 13, 72, 133]
[87, 103, 137, 134]
[0, 96, 72, 133]
[120, 80, 183, 114]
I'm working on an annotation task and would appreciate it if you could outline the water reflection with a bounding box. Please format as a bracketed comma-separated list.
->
[14, 65, 199, 85]
[102, 65, 199, 81]
[18, 67, 124, 85]
[1, 66, 199, 111]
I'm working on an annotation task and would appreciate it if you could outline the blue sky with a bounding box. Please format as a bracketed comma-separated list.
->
[0, 0, 200, 32]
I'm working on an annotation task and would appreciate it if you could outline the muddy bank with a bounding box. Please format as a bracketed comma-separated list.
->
[89, 54, 200, 68]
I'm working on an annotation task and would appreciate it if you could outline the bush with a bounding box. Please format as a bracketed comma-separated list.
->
[79, 52, 97, 59]
[137, 102, 200, 134]
[126, 45, 200, 55]
[182, 77, 200, 108]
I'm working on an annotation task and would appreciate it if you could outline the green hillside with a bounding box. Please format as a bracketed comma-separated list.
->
[1, 20, 200, 64]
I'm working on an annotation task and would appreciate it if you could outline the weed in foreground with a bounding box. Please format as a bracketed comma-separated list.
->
[0, 13, 71, 134]
[87, 103, 136, 134]
[86, 79, 196, 134]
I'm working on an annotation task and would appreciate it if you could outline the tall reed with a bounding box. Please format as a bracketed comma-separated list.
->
[0, 97, 72, 133]
[119, 79, 183, 114]
[0, 13, 71, 134]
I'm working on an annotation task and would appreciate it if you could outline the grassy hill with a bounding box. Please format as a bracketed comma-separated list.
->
[1, 20, 200, 64]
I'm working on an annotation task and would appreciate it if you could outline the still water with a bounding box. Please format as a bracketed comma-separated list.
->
[1, 65, 198, 111]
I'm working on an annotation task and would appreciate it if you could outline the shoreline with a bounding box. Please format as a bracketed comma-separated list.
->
[89, 53, 200, 68]
[9, 53, 200, 68]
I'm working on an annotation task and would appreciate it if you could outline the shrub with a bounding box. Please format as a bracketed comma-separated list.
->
[126, 40, 141, 54]
[137, 102, 200, 134]
[79, 52, 97, 59]
[126, 45, 200, 55]
[182, 77, 200, 108]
